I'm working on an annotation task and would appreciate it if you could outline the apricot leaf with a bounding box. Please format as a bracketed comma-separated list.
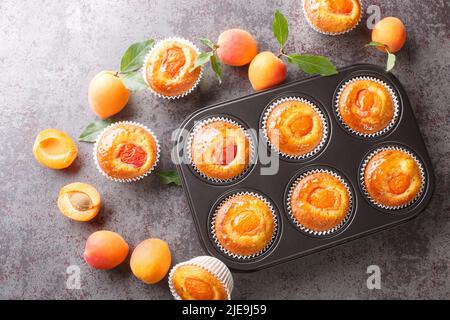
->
[79, 119, 116, 143]
[273, 10, 289, 48]
[192, 51, 213, 71]
[157, 170, 182, 186]
[287, 54, 338, 76]
[210, 54, 222, 84]
[200, 38, 216, 51]
[120, 39, 154, 74]
[122, 71, 148, 91]
[386, 52, 396, 72]
[365, 41, 387, 48]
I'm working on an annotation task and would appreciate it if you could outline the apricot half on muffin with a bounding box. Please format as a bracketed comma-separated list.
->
[337, 78, 396, 136]
[190, 119, 251, 181]
[213, 193, 276, 257]
[363, 149, 423, 208]
[58, 183, 101, 222]
[289, 171, 350, 233]
[144, 38, 202, 98]
[303, 0, 361, 34]
[33, 129, 78, 169]
[171, 264, 229, 300]
[264, 98, 325, 158]
[95, 122, 159, 181]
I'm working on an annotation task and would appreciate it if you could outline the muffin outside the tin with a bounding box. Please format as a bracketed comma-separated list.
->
[362, 147, 424, 209]
[188, 117, 253, 182]
[212, 192, 277, 258]
[336, 76, 399, 137]
[288, 170, 352, 235]
[263, 97, 328, 159]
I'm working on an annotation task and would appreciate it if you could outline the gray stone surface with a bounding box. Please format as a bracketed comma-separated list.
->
[0, 0, 449, 299]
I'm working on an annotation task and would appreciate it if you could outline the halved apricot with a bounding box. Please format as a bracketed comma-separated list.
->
[33, 129, 78, 169]
[58, 183, 101, 222]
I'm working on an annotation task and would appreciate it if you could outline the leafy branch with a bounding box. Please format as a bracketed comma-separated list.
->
[365, 41, 396, 72]
[191, 38, 223, 84]
[119, 39, 154, 91]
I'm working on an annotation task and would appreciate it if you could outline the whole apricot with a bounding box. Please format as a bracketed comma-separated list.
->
[58, 183, 101, 222]
[33, 129, 78, 169]
[88, 71, 130, 119]
[372, 17, 406, 53]
[130, 238, 171, 284]
[248, 51, 287, 91]
[84, 231, 129, 270]
[216, 29, 258, 67]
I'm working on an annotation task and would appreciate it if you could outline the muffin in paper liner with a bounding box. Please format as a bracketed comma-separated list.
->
[335, 76, 400, 138]
[261, 96, 328, 160]
[93, 121, 160, 183]
[302, 0, 362, 36]
[360, 145, 426, 211]
[210, 191, 278, 260]
[286, 168, 353, 236]
[186, 117, 256, 184]
[142, 37, 203, 100]
[168, 256, 233, 300]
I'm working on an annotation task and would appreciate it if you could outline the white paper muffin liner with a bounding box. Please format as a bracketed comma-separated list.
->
[93, 121, 160, 183]
[261, 97, 328, 160]
[168, 256, 233, 300]
[302, 0, 362, 35]
[210, 191, 278, 260]
[335, 76, 400, 138]
[186, 117, 256, 184]
[360, 145, 426, 211]
[287, 168, 353, 236]
[142, 37, 203, 100]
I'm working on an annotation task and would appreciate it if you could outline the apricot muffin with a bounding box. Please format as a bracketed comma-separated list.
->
[189, 118, 252, 181]
[169, 256, 233, 300]
[337, 78, 397, 136]
[363, 148, 423, 208]
[303, 0, 361, 34]
[143, 38, 202, 98]
[213, 193, 276, 257]
[94, 122, 159, 181]
[264, 98, 326, 158]
[288, 171, 351, 234]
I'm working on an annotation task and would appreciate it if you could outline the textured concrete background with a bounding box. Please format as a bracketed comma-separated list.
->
[0, 0, 449, 299]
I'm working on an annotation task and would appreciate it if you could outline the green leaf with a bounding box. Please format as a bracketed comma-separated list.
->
[365, 41, 388, 49]
[200, 38, 216, 51]
[157, 170, 182, 186]
[386, 52, 396, 72]
[210, 54, 223, 84]
[191, 51, 213, 72]
[120, 39, 154, 74]
[273, 10, 289, 48]
[287, 54, 338, 76]
[79, 118, 116, 143]
[122, 71, 148, 91]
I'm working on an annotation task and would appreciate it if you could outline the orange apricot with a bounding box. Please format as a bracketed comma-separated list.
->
[216, 29, 258, 66]
[248, 51, 287, 91]
[84, 231, 129, 270]
[372, 17, 406, 53]
[58, 183, 101, 222]
[130, 238, 171, 284]
[33, 129, 78, 169]
[88, 71, 130, 119]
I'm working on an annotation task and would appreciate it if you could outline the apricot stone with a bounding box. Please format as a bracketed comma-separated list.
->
[58, 183, 101, 222]
[33, 129, 78, 169]
[216, 29, 258, 67]
[372, 17, 406, 53]
[130, 238, 171, 284]
[88, 71, 130, 119]
[84, 231, 129, 270]
[248, 51, 287, 91]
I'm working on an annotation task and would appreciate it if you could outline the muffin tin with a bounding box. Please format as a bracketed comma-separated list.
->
[174, 64, 435, 272]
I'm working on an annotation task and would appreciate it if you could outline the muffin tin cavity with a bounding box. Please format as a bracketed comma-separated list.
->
[175, 64, 434, 272]
[334, 75, 400, 138]
[359, 144, 426, 212]
[261, 96, 329, 160]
